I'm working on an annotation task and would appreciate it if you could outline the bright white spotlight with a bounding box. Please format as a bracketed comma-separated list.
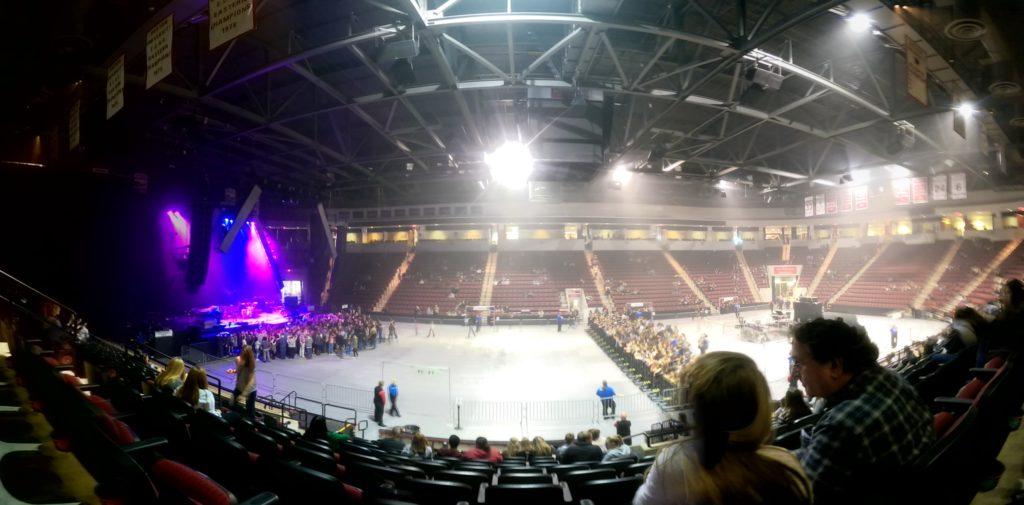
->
[850, 169, 870, 182]
[612, 166, 633, 185]
[846, 13, 871, 33]
[955, 103, 976, 117]
[716, 179, 733, 190]
[485, 141, 534, 189]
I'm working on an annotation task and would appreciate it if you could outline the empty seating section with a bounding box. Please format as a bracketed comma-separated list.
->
[792, 246, 825, 290]
[331, 253, 405, 311]
[835, 242, 949, 310]
[490, 251, 599, 314]
[742, 248, 781, 289]
[672, 251, 752, 306]
[385, 251, 486, 315]
[924, 240, 1006, 311]
[965, 243, 1024, 307]
[597, 251, 702, 313]
[813, 246, 877, 303]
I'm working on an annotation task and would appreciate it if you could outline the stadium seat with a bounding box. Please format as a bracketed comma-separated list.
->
[559, 468, 617, 492]
[497, 473, 554, 484]
[397, 478, 476, 505]
[572, 476, 643, 505]
[484, 483, 566, 505]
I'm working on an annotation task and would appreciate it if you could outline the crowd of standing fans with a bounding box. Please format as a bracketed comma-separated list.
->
[219, 308, 398, 361]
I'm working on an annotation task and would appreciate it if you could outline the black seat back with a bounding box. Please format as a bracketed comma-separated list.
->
[573, 476, 643, 505]
[561, 468, 617, 490]
[433, 470, 490, 489]
[548, 464, 590, 478]
[399, 478, 475, 505]
[498, 473, 553, 485]
[485, 483, 565, 505]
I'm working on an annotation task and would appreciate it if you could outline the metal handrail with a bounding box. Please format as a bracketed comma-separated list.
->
[0, 268, 79, 318]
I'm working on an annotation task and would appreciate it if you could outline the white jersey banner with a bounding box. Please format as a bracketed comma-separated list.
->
[146, 14, 174, 89]
[950, 172, 967, 200]
[106, 54, 124, 119]
[931, 174, 948, 201]
[209, 0, 254, 50]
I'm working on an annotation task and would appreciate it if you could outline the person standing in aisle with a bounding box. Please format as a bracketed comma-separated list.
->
[890, 324, 899, 349]
[388, 380, 401, 417]
[597, 380, 616, 419]
[557, 313, 564, 332]
[388, 320, 398, 342]
[698, 333, 709, 355]
[373, 381, 386, 427]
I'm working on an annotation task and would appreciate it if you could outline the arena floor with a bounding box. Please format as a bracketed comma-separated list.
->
[206, 311, 948, 442]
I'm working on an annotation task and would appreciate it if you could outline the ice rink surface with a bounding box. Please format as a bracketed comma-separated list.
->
[208, 311, 948, 441]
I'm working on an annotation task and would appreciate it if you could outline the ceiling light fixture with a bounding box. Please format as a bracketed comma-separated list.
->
[955, 103, 976, 117]
[612, 165, 634, 185]
[485, 141, 534, 189]
[846, 13, 872, 33]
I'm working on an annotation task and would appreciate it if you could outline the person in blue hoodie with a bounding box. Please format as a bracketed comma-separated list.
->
[388, 380, 401, 417]
[597, 380, 616, 419]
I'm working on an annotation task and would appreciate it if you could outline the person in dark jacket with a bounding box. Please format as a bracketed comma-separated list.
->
[373, 381, 386, 426]
[614, 413, 632, 445]
[561, 431, 603, 464]
[377, 427, 405, 453]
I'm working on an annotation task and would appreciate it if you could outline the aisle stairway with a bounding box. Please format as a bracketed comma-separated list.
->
[736, 249, 763, 303]
[478, 250, 498, 306]
[372, 250, 415, 312]
[662, 250, 714, 311]
[941, 238, 1023, 314]
[583, 249, 616, 312]
[828, 242, 891, 305]
[806, 242, 838, 298]
[912, 240, 962, 310]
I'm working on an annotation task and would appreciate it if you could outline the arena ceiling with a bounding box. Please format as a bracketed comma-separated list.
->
[5, 0, 1024, 207]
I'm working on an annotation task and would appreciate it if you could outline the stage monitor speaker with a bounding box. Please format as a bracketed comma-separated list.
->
[219, 185, 261, 253]
[186, 194, 212, 293]
[316, 203, 337, 259]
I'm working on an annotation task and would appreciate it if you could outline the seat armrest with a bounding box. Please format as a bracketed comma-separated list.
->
[238, 491, 279, 505]
[967, 367, 998, 379]
[581, 501, 595, 505]
[932, 397, 973, 412]
[122, 437, 169, 454]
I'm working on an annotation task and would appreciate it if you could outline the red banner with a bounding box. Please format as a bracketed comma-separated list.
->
[892, 178, 911, 206]
[911, 177, 929, 204]
[840, 188, 853, 213]
[854, 186, 869, 211]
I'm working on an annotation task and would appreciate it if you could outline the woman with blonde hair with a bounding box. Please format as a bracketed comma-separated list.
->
[402, 432, 434, 460]
[518, 437, 535, 457]
[155, 357, 186, 394]
[231, 345, 257, 417]
[502, 437, 521, 459]
[532, 436, 553, 457]
[633, 351, 811, 505]
[176, 367, 220, 417]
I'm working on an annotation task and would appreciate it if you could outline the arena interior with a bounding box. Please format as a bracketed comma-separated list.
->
[2, 0, 1024, 504]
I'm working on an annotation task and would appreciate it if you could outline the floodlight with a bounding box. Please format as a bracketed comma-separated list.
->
[485, 141, 534, 189]
[850, 169, 870, 182]
[955, 103, 976, 117]
[612, 166, 633, 185]
[846, 13, 871, 33]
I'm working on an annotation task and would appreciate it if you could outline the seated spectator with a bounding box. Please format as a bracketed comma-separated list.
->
[602, 435, 631, 462]
[633, 352, 811, 505]
[502, 437, 521, 459]
[589, 428, 606, 453]
[377, 427, 406, 453]
[402, 432, 434, 460]
[532, 436, 553, 457]
[463, 437, 503, 463]
[561, 431, 603, 464]
[771, 389, 811, 430]
[304, 415, 351, 452]
[155, 357, 186, 394]
[175, 367, 219, 417]
[436, 435, 463, 458]
[791, 318, 933, 504]
[556, 433, 574, 460]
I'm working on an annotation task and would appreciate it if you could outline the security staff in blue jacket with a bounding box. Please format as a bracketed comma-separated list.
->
[597, 380, 616, 419]
[388, 380, 401, 417]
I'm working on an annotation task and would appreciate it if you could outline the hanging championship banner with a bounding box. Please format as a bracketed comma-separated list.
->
[892, 178, 911, 205]
[911, 177, 929, 204]
[106, 54, 124, 119]
[839, 188, 853, 213]
[814, 195, 825, 216]
[931, 174, 948, 201]
[209, 0, 255, 50]
[853, 186, 869, 211]
[950, 172, 967, 199]
[69, 100, 80, 150]
[804, 196, 814, 217]
[825, 192, 838, 215]
[146, 14, 174, 89]
[905, 36, 928, 106]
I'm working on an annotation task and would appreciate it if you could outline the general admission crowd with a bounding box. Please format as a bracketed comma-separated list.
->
[217, 309, 398, 361]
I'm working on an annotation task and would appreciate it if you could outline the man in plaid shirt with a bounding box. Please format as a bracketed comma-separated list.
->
[791, 318, 934, 505]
